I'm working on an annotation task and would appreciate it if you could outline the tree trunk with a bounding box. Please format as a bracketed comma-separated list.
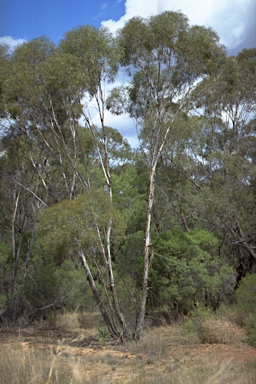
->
[79, 248, 118, 337]
[134, 164, 156, 339]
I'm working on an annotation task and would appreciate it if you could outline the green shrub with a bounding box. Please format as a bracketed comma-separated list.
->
[183, 305, 212, 339]
[234, 274, 256, 345]
[149, 229, 236, 314]
[235, 273, 256, 315]
[244, 313, 256, 347]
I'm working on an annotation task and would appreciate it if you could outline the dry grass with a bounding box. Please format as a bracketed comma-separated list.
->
[0, 343, 83, 384]
[54, 311, 81, 330]
[128, 330, 169, 362]
[54, 310, 104, 332]
[0, 311, 256, 384]
[199, 318, 247, 344]
[131, 360, 256, 384]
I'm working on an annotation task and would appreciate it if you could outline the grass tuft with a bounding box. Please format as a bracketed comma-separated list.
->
[199, 318, 247, 344]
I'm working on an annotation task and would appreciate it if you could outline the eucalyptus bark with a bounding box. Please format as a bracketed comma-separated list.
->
[134, 163, 156, 339]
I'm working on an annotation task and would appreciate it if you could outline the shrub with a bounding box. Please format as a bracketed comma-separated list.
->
[149, 229, 236, 314]
[235, 273, 256, 315]
[234, 273, 256, 345]
[183, 305, 212, 339]
[244, 313, 256, 347]
[199, 318, 247, 344]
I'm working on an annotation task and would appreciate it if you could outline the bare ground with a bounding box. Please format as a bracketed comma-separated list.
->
[0, 315, 256, 383]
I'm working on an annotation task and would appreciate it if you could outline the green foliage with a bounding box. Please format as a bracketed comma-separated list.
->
[182, 304, 212, 339]
[3, 37, 55, 117]
[97, 126, 132, 164]
[118, 231, 144, 283]
[235, 273, 256, 315]
[0, 243, 12, 309]
[0, 242, 10, 266]
[114, 11, 225, 125]
[39, 189, 125, 256]
[12, 36, 55, 66]
[186, 229, 218, 248]
[114, 274, 141, 329]
[25, 257, 92, 313]
[244, 313, 256, 347]
[150, 229, 236, 314]
[38, 51, 86, 116]
[112, 162, 147, 234]
[95, 327, 111, 346]
[59, 25, 119, 95]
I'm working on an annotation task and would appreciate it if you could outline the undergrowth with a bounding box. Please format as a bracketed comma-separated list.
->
[0, 309, 255, 384]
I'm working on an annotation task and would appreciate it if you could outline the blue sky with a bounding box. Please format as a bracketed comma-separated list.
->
[1, 0, 255, 54]
[0, 0, 125, 42]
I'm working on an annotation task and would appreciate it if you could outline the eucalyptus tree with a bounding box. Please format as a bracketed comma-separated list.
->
[58, 26, 131, 339]
[1, 29, 129, 335]
[0, 37, 89, 320]
[1, 29, 133, 336]
[108, 11, 226, 338]
[0, 134, 48, 319]
[0, 37, 81, 202]
[147, 113, 204, 234]
[0, 39, 58, 319]
[190, 48, 256, 274]
[0, 44, 10, 119]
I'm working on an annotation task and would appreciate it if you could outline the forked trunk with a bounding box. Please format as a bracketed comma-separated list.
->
[79, 248, 121, 338]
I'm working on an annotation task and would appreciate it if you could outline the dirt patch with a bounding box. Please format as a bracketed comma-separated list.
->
[168, 343, 256, 365]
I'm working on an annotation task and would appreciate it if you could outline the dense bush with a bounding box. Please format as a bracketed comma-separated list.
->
[234, 273, 256, 346]
[235, 273, 256, 314]
[148, 229, 236, 314]
[244, 313, 256, 347]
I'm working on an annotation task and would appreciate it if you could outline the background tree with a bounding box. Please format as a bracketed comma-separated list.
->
[187, 48, 256, 278]
[0, 31, 126, 328]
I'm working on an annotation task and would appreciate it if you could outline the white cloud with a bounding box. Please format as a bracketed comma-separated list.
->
[79, 80, 139, 148]
[102, 0, 256, 51]
[100, 0, 256, 147]
[158, 0, 216, 25]
[89, 99, 139, 148]
[104, 110, 139, 148]
[0, 36, 26, 51]
[102, 0, 158, 32]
